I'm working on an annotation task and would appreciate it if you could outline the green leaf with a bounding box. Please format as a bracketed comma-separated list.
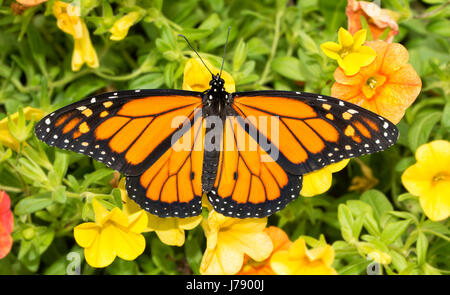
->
[389, 250, 408, 273]
[442, 101, 450, 129]
[360, 190, 393, 223]
[52, 185, 67, 204]
[27, 23, 46, 76]
[271, 56, 305, 81]
[338, 204, 354, 242]
[14, 192, 53, 215]
[427, 19, 450, 37]
[128, 73, 164, 89]
[408, 111, 442, 151]
[416, 232, 428, 265]
[64, 77, 108, 103]
[150, 238, 177, 274]
[185, 228, 203, 275]
[106, 259, 139, 275]
[298, 30, 318, 54]
[233, 39, 248, 73]
[338, 259, 369, 275]
[179, 28, 214, 41]
[80, 169, 114, 191]
[380, 220, 410, 245]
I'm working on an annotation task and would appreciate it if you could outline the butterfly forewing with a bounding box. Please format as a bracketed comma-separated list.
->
[231, 90, 399, 175]
[35, 89, 203, 176]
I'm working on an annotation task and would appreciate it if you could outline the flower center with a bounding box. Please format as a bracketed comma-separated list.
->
[366, 77, 378, 89]
[361, 74, 386, 99]
[432, 172, 449, 185]
[339, 47, 352, 58]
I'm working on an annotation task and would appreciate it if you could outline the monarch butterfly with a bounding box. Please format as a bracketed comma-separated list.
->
[35, 30, 398, 219]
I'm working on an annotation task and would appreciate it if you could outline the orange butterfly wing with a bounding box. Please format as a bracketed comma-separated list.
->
[232, 91, 398, 175]
[207, 115, 301, 218]
[35, 90, 202, 176]
[125, 113, 206, 217]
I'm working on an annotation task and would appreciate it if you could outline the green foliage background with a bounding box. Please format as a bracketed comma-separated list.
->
[0, 0, 449, 275]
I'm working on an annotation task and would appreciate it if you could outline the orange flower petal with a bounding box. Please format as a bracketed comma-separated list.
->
[380, 43, 409, 75]
[333, 67, 365, 85]
[331, 82, 361, 101]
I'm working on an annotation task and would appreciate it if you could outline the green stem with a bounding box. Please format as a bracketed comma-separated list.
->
[259, 10, 283, 86]
[421, 229, 450, 242]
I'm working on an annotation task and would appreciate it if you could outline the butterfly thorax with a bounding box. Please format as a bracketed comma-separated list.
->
[202, 74, 232, 119]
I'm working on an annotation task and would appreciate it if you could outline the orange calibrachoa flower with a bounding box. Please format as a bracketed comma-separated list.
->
[74, 199, 147, 268]
[0, 190, 14, 259]
[200, 210, 273, 275]
[270, 236, 337, 275]
[53, 1, 99, 71]
[238, 226, 292, 275]
[401, 140, 450, 221]
[331, 40, 421, 124]
[346, 0, 399, 43]
[16, 0, 47, 6]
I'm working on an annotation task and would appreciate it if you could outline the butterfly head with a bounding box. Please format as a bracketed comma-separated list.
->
[210, 74, 225, 89]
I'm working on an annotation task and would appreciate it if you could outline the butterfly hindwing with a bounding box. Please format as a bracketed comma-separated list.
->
[35, 89, 202, 176]
[232, 90, 399, 175]
[207, 114, 302, 218]
[125, 112, 205, 217]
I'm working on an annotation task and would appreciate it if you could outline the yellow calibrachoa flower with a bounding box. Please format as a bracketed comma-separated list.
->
[53, 1, 99, 71]
[301, 159, 350, 197]
[0, 107, 43, 151]
[74, 199, 147, 268]
[321, 28, 376, 76]
[183, 58, 235, 93]
[118, 178, 202, 247]
[109, 11, 141, 41]
[270, 237, 337, 275]
[401, 140, 450, 221]
[200, 210, 273, 275]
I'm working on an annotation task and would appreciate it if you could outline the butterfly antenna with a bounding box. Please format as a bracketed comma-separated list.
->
[219, 26, 231, 78]
[178, 34, 214, 77]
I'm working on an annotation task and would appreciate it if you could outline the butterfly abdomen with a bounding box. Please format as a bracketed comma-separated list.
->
[202, 149, 220, 192]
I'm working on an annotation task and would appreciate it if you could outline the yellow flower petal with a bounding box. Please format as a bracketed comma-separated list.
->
[270, 237, 337, 275]
[0, 107, 44, 151]
[401, 140, 450, 221]
[415, 140, 450, 171]
[270, 250, 293, 275]
[301, 160, 349, 197]
[92, 199, 110, 225]
[200, 211, 272, 275]
[119, 177, 201, 246]
[401, 163, 432, 197]
[355, 45, 377, 66]
[109, 11, 141, 41]
[71, 22, 98, 71]
[328, 159, 350, 173]
[105, 223, 146, 261]
[338, 27, 354, 48]
[320, 41, 341, 60]
[83, 227, 116, 268]
[352, 29, 367, 49]
[154, 229, 186, 247]
[183, 58, 235, 93]
[419, 183, 450, 222]
[73, 222, 99, 248]
[127, 210, 148, 233]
